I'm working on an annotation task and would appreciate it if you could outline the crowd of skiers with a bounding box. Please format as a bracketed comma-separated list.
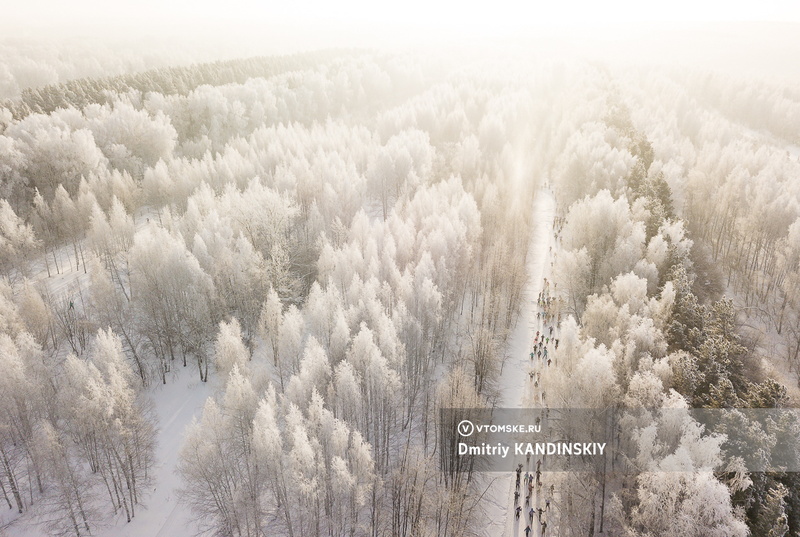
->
[515, 204, 565, 536]
[531, 279, 561, 369]
[513, 463, 554, 536]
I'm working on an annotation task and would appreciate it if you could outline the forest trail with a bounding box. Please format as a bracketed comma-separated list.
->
[93, 365, 213, 537]
[479, 186, 557, 537]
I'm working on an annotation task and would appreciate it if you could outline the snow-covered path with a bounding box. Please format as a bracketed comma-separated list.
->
[478, 187, 557, 537]
[93, 366, 213, 537]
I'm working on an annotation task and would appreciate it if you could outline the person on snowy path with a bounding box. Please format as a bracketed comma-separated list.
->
[516, 506, 522, 519]
[524, 525, 532, 536]
[514, 490, 520, 505]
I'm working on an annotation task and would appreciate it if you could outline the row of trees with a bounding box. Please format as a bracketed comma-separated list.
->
[0, 287, 155, 535]
[547, 100, 796, 535]
[618, 68, 800, 380]
[0, 49, 346, 119]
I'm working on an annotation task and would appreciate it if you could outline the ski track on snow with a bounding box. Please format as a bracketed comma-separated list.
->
[480, 187, 556, 537]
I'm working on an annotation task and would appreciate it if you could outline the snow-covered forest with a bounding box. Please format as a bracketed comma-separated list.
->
[1, 20, 800, 537]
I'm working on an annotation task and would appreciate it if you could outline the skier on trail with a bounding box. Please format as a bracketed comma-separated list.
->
[515, 506, 522, 520]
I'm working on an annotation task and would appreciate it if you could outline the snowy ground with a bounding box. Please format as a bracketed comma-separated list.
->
[477, 187, 557, 537]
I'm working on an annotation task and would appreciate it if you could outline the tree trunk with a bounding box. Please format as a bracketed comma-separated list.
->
[0, 447, 23, 513]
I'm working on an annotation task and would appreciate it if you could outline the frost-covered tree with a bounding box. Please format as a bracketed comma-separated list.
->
[129, 226, 215, 382]
[214, 318, 250, 378]
[0, 198, 38, 281]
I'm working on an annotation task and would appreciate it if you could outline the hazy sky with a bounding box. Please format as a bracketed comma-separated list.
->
[2, 0, 800, 83]
[4, 0, 800, 37]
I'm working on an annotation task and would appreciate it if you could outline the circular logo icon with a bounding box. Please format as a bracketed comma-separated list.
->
[457, 419, 475, 437]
